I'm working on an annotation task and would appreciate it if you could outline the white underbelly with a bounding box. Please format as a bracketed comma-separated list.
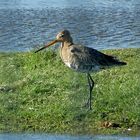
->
[64, 61, 100, 73]
[65, 62, 71, 68]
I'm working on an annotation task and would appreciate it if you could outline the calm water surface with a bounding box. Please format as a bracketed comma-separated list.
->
[0, 0, 140, 51]
[0, 134, 140, 140]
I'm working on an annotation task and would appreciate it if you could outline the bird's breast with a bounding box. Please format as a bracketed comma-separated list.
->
[60, 46, 79, 70]
[60, 46, 71, 63]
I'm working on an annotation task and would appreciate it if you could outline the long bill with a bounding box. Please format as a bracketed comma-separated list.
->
[35, 39, 58, 53]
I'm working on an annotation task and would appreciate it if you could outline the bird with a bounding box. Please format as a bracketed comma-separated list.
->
[35, 30, 126, 110]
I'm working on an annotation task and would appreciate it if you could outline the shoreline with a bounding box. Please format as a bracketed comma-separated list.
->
[0, 46, 140, 53]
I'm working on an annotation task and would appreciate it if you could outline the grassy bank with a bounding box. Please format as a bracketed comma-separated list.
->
[0, 48, 140, 135]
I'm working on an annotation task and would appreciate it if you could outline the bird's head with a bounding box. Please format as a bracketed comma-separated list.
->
[56, 30, 71, 42]
[35, 30, 72, 53]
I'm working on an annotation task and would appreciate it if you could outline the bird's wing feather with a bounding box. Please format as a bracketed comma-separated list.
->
[70, 45, 126, 66]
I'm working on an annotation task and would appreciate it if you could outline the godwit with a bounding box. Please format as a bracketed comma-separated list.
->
[35, 30, 126, 110]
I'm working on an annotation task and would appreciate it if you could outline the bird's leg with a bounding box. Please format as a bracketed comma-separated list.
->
[86, 73, 94, 110]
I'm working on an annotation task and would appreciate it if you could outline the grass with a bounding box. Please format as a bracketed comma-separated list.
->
[0, 48, 140, 135]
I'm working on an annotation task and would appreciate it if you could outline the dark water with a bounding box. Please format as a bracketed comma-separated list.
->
[0, 134, 140, 140]
[0, 0, 140, 52]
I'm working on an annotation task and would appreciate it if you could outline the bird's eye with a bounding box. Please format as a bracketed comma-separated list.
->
[60, 34, 64, 38]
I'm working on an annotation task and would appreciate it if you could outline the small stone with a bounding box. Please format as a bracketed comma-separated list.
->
[128, 128, 132, 131]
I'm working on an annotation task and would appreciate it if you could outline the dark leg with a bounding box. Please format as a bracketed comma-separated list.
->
[86, 73, 94, 110]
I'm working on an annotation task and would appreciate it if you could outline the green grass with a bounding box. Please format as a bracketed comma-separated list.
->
[0, 48, 140, 135]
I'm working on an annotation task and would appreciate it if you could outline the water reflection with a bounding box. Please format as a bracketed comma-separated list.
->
[0, 134, 139, 140]
[0, 0, 140, 51]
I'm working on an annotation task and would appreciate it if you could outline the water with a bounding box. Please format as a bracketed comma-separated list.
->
[0, 134, 140, 140]
[0, 0, 140, 52]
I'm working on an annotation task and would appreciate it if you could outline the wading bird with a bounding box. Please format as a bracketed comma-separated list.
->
[35, 30, 126, 110]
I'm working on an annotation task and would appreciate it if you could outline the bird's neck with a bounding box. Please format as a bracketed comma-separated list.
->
[61, 41, 73, 47]
[61, 36, 73, 48]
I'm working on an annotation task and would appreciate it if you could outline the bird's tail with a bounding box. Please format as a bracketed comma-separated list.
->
[105, 54, 127, 66]
[116, 61, 127, 66]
